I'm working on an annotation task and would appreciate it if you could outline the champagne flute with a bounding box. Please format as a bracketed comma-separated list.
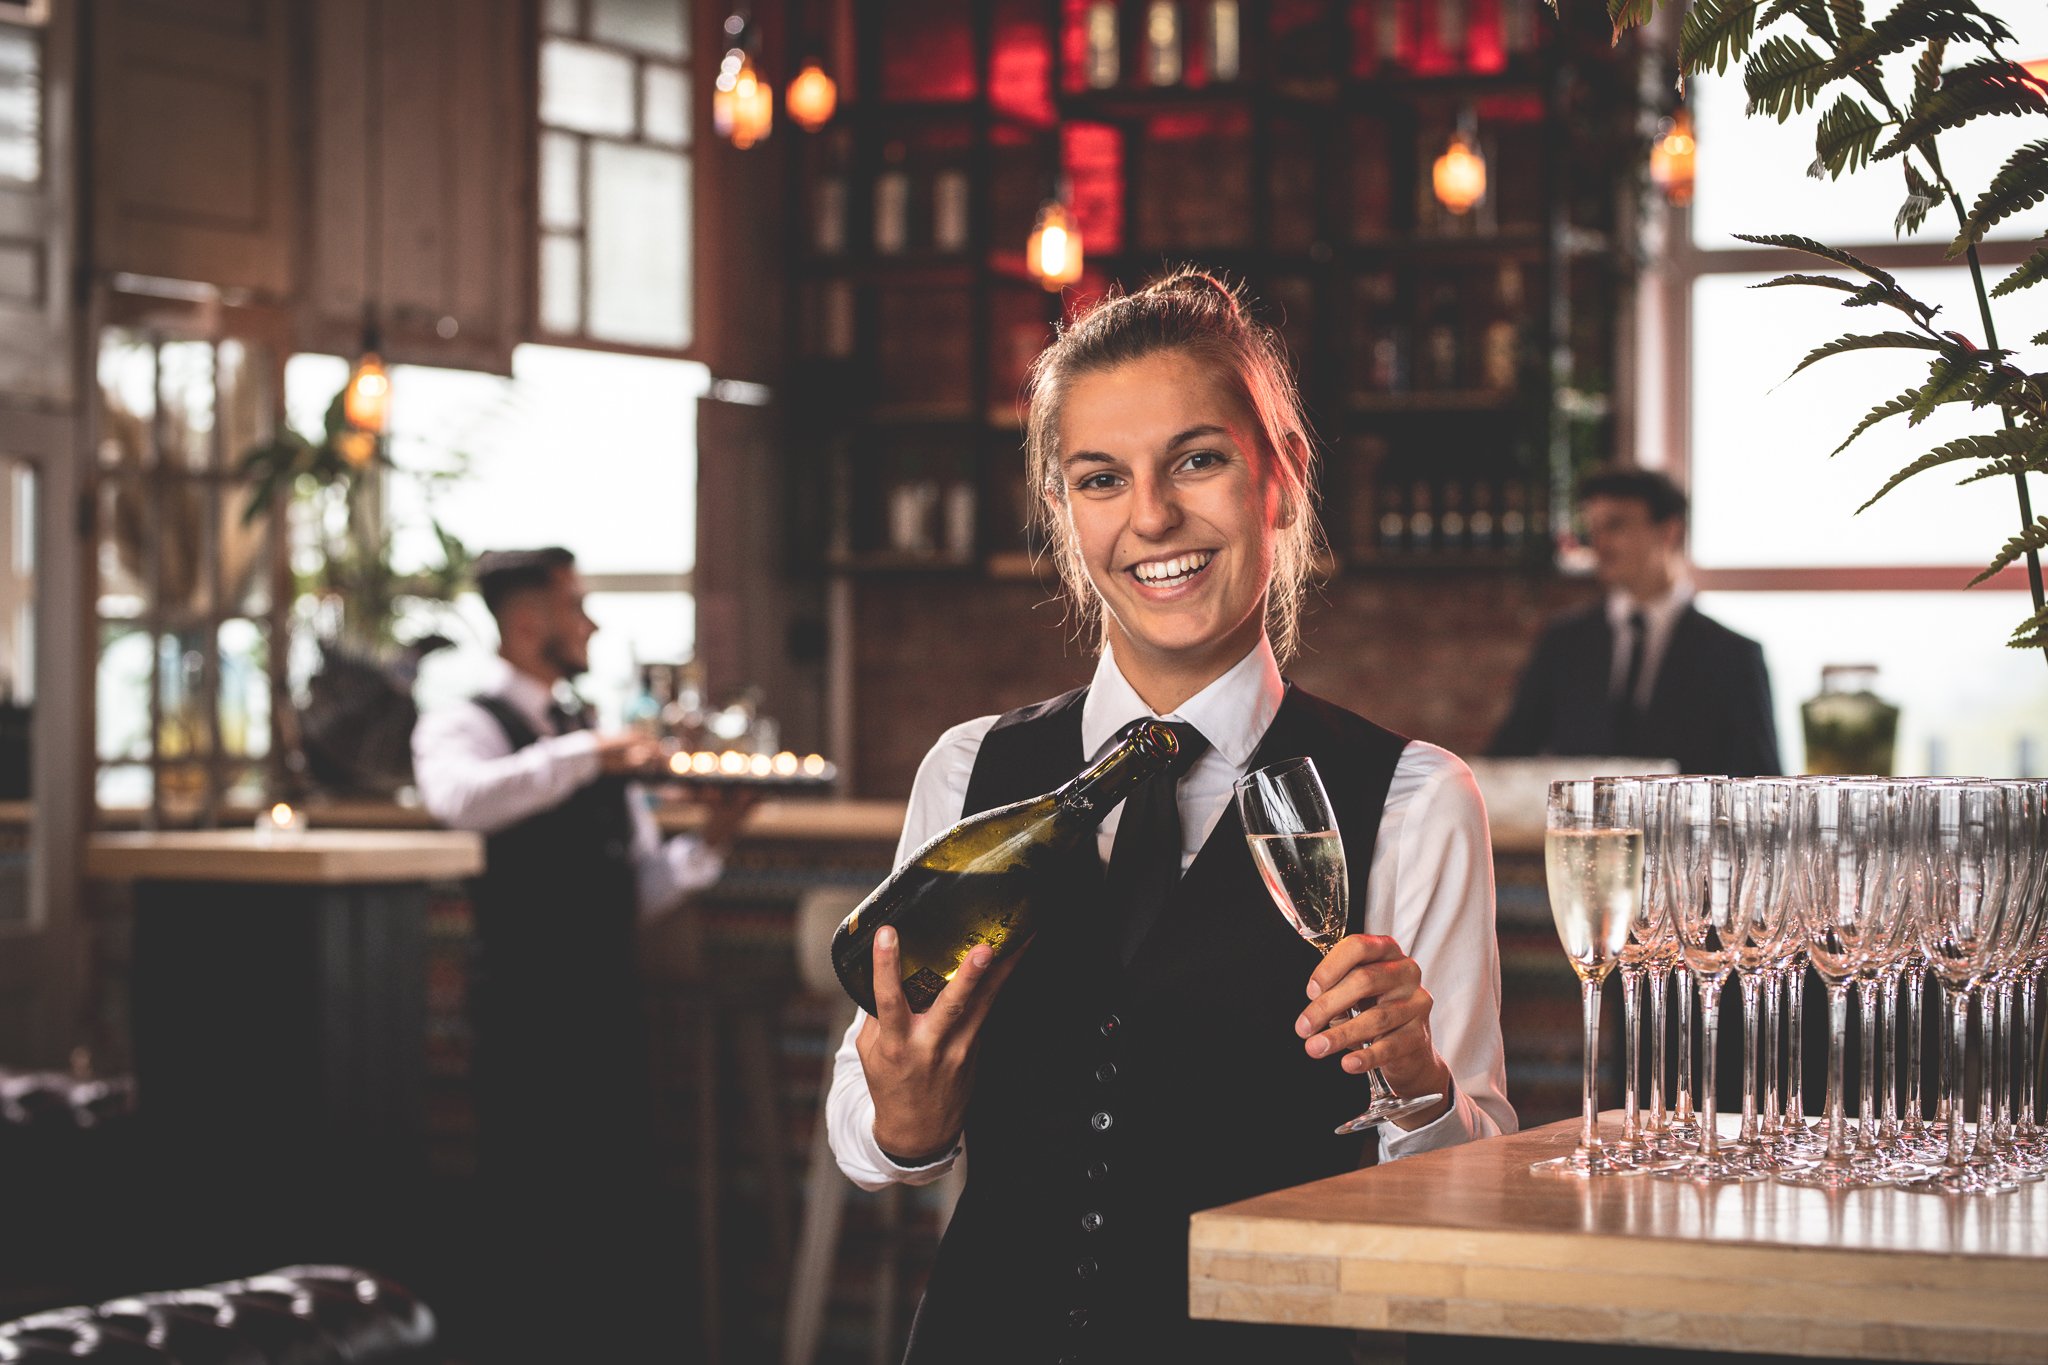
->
[1533, 777, 1643, 1176]
[1234, 757, 1444, 1134]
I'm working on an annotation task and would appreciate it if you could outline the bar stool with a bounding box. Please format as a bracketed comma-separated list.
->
[784, 885, 965, 1365]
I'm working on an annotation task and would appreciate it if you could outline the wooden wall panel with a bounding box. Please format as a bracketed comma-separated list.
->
[92, 0, 295, 297]
[300, 0, 527, 374]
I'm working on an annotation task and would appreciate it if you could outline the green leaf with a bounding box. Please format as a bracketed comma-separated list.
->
[1682, 0, 1760, 75]
[1876, 58, 2048, 162]
[1950, 140, 2048, 254]
[1832, 388, 1927, 453]
[1911, 35, 1945, 110]
[1608, 0, 1659, 42]
[1788, 329, 1949, 378]
[2007, 600, 2048, 651]
[1732, 233, 1901, 288]
[1974, 514, 2048, 586]
[1859, 427, 2046, 509]
[1912, 351, 1984, 424]
[2034, 329, 2048, 345]
[1823, 0, 2013, 88]
[1812, 94, 1886, 179]
[1745, 35, 1832, 122]
[1826, 0, 1866, 36]
[1990, 240, 2048, 297]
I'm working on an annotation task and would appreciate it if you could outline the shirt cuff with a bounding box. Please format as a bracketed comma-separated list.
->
[868, 1128, 962, 1180]
[1377, 1073, 1472, 1163]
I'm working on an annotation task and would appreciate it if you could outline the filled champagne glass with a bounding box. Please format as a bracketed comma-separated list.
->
[1234, 757, 1443, 1134]
[1533, 778, 1643, 1176]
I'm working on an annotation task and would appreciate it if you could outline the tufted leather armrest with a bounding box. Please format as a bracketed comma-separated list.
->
[0, 1265, 436, 1364]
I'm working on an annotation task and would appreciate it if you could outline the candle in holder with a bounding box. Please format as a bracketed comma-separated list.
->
[254, 802, 308, 844]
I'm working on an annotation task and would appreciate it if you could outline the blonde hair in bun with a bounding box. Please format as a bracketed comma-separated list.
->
[1022, 268, 1325, 666]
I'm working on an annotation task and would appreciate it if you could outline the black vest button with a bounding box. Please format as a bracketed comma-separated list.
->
[1085, 1161, 1109, 1181]
[1089, 1111, 1113, 1132]
[1080, 1209, 1103, 1232]
[1068, 1308, 1088, 1329]
[1098, 1014, 1120, 1036]
[1075, 1257, 1098, 1279]
[1095, 1062, 1117, 1083]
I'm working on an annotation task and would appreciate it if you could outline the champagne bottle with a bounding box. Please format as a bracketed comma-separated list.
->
[832, 720, 1184, 1015]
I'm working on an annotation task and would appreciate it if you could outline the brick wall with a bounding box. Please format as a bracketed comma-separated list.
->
[850, 570, 1601, 798]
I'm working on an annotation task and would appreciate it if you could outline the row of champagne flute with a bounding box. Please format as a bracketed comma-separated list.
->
[1538, 775, 2046, 1193]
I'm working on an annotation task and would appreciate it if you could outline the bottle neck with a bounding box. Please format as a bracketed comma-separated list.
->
[1055, 722, 1180, 824]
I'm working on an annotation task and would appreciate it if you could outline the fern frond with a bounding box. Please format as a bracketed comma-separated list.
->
[1745, 35, 1831, 122]
[1788, 329, 1949, 378]
[1951, 142, 2048, 254]
[1859, 427, 2046, 509]
[1682, 0, 1761, 75]
[1609, 0, 1659, 42]
[1974, 514, 2048, 586]
[1824, 0, 2012, 87]
[1733, 233, 1900, 286]
[1990, 240, 2048, 297]
[1896, 158, 1938, 235]
[1832, 388, 1924, 453]
[1912, 352, 1985, 424]
[1956, 432, 2048, 485]
[2007, 600, 2048, 651]
[1813, 94, 1887, 178]
[1877, 59, 2048, 162]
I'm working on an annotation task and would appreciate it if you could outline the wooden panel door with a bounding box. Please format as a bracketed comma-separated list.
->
[91, 0, 297, 298]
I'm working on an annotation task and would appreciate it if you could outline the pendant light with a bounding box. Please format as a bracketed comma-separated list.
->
[338, 323, 389, 469]
[788, 57, 837, 131]
[1648, 109, 1695, 207]
[1432, 111, 1487, 216]
[714, 11, 773, 149]
[1027, 199, 1083, 291]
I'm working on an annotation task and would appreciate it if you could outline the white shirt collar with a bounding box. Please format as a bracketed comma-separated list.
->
[1079, 636, 1285, 769]
[1605, 573, 1694, 630]
[481, 656, 563, 736]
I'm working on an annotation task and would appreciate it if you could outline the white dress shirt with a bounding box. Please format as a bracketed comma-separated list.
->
[411, 658, 724, 920]
[828, 638, 1515, 1188]
[1606, 576, 1695, 712]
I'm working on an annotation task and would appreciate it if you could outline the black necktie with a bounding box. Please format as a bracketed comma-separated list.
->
[1614, 610, 1648, 753]
[1102, 721, 1211, 965]
[548, 700, 588, 736]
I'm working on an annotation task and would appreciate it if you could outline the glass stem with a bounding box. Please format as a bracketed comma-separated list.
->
[1580, 975, 1604, 1155]
[1978, 984, 2007, 1157]
[1699, 973, 1723, 1159]
[2023, 974, 2039, 1135]
[1879, 970, 1898, 1139]
[1760, 969, 1779, 1140]
[1995, 982, 2016, 1143]
[1739, 970, 1761, 1145]
[1649, 964, 1669, 1138]
[1677, 973, 1696, 1126]
[1947, 982, 1970, 1171]
[1785, 967, 1805, 1128]
[1825, 982, 1851, 1164]
[1622, 967, 1643, 1146]
[1907, 960, 1927, 1131]
[1855, 977, 1879, 1156]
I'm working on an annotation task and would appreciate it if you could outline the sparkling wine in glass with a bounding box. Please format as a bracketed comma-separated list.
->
[1235, 757, 1443, 1134]
[1535, 777, 1644, 1176]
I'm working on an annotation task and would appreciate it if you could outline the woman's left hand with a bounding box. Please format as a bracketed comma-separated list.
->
[1295, 933, 1454, 1130]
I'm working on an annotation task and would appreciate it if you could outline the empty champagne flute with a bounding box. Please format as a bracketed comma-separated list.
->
[1729, 778, 1811, 1172]
[1234, 757, 1443, 1134]
[1533, 777, 1643, 1176]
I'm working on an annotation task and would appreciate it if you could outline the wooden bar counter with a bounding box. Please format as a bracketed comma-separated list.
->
[1191, 1114, 2048, 1363]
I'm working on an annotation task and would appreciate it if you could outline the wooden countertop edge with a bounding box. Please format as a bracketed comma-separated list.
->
[85, 831, 485, 884]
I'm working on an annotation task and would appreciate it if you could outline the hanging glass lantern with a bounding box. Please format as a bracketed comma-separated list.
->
[1027, 200, 1084, 291]
[787, 58, 837, 131]
[714, 46, 774, 148]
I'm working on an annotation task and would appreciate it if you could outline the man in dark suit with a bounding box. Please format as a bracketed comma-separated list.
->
[1489, 469, 1781, 777]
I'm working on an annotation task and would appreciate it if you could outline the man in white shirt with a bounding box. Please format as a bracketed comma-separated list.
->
[411, 547, 747, 1363]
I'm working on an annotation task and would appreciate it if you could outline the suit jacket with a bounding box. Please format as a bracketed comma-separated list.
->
[1488, 602, 1782, 777]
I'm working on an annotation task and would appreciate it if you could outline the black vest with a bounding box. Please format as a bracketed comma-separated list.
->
[904, 684, 1409, 1365]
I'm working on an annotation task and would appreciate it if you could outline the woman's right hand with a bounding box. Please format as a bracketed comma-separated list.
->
[856, 926, 1023, 1163]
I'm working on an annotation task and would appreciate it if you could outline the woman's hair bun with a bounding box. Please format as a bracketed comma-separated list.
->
[1139, 267, 1245, 319]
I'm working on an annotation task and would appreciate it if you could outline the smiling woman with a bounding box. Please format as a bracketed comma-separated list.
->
[824, 269, 1515, 1365]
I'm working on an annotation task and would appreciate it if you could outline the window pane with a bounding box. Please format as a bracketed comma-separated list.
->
[0, 26, 38, 184]
[642, 63, 690, 147]
[1693, 5, 2048, 251]
[544, 0, 580, 34]
[217, 617, 269, 759]
[1690, 266, 2030, 568]
[540, 40, 636, 137]
[539, 232, 584, 334]
[1697, 590, 2048, 778]
[158, 340, 216, 470]
[284, 351, 348, 442]
[587, 142, 690, 348]
[540, 130, 583, 230]
[592, 0, 689, 58]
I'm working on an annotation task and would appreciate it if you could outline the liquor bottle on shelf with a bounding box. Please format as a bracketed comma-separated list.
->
[814, 174, 847, 255]
[943, 481, 977, 561]
[1421, 281, 1460, 390]
[1484, 260, 1523, 390]
[1376, 466, 1407, 555]
[821, 280, 856, 358]
[832, 719, 1185, 1013]
[1469, 478, 1497, 549]
[933, 167, 970, 252]
[888, 471, 939, 556]
[1346, 434, 1388, 561]
[1145, 1, 1183, 85]
[1440, 478, 1467, 552]
[1085, 1, 1120, 87]
[1207, 0, 1241, 80]
[1501, 477, 1527, 549]
[874, 144, 910, 254]
[1408, 476, 1436, 552]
